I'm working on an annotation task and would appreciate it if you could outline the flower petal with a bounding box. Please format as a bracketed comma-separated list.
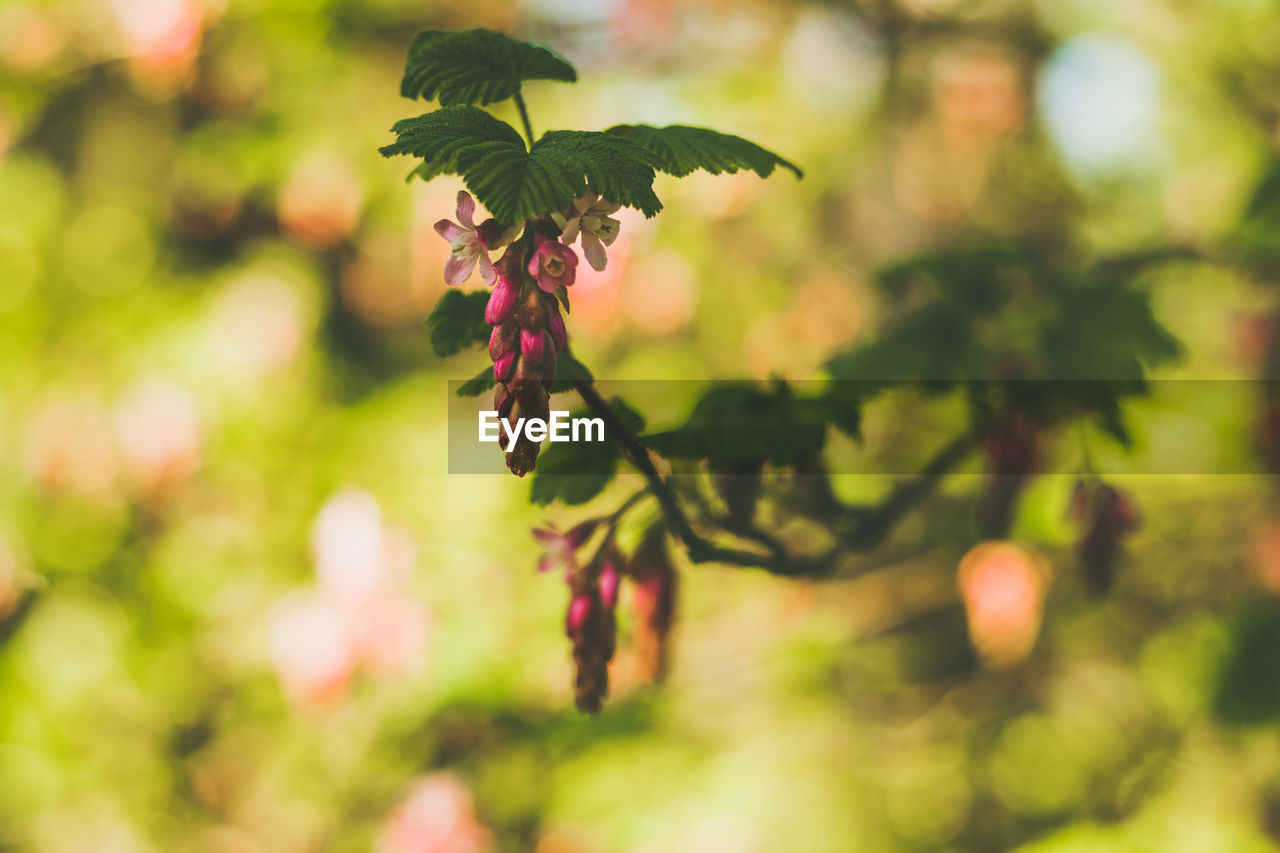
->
[560, 218, 581, 245]
[527, 243, 545, 276]
[596, 216, 621, 247]
[443, 253, 476, 286]
[434, 219, 464, 242]
[455, 191, 476, 228]
[478, 253, 496, 286]
[581, 230, 607, 271]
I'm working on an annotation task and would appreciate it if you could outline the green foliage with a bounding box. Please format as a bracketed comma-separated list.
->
[1214, 602, 1280, 726]
[381, 107, 662, 225]
[547, 347, 594, 394]
[825, 247, 1182, 441]
[427, 289, 491, 357]
[1038, 278, 1182, 380]
[399, 28, 576, 107]
[645, 383, 837, 466]
[530, 400, 644, 505]
[457, 365, 497, 397]
[608, 124, 803, 179]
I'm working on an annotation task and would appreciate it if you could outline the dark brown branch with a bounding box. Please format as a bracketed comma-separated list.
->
[573, 379, 825, 576]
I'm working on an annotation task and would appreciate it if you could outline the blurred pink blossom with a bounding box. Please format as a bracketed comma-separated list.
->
[209, 272, 306, 379]
[378, 774, 493, 853]
[110, 0, 204, 76]
[23, 392, 120, 497]
[272, 489, 430, 705]
[268, 591, 355, 705]
[957, 542, 1051, 668]
[279, 153, 365, 249]
[114, 377, 202, 492]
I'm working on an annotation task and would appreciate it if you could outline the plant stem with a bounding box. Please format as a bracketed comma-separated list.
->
[514, 90, 535, 147]
[573, 379, 827, 576]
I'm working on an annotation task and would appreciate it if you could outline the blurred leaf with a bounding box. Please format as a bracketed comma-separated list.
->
[458, 365, 497, 397]
[607, 124, 803, 179]
[530, 400, 643, 505]
[399, 28, 576, 107]
[1038, 280, 1182, 380]
[645, 383, 828, 465]
[876, 244, 1031, 313]
[382, 109, 661, 225]
[1234, 155, 1280, 261]
[825, 305, 984, 392]
[1214, 601, 1280, 726]
[427, 289, 491, 357]
[548, 347, 594, 394]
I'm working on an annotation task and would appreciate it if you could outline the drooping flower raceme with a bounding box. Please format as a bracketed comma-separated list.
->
[552, 193, 622, 271]
[532, 518, 601, 576]
[527, 234, 578, 292]
[433, 190, 516, 286]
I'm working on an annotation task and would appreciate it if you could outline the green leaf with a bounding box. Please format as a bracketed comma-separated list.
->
[1038, 279, 1182, 380]
[645, 384, 827, 466]
[381, 105, 525, 180]
[548, 347, 594, 394]
[426, 289, 491, 358]
[400, 28, 576, 107]
[457, 365, 497, 397]
[381, 108, 662, 225]
[530, 400, 643, 506]
[607, 124, 802, 179]
[825, 304, 985, 392]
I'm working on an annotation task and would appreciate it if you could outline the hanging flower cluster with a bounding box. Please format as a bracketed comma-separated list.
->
[531, 520, 678, 712]
[433, 191, 621, 476]
[1070, 479, 1140, 594]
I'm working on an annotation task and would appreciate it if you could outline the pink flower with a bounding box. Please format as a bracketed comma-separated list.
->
[484, 274, 518, 324]
[532, 519, 600, 576]
[434, 191, 499, 287]
[552, 193, 622, 272]
[527, 235, 578, 293]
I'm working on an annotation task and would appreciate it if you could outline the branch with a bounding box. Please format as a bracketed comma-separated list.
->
[573, 379, 828, 577]
[840, 431, 980, 550]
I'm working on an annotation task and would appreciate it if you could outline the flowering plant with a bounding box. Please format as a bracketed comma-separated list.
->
[382, 28, 1176, 713]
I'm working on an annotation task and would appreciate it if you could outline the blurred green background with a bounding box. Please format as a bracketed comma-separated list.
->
[5, 0, 1280, 850]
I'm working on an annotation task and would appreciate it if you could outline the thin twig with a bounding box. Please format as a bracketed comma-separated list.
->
[571, 379, 817, 575]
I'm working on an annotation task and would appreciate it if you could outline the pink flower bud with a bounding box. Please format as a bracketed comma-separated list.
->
[547, 310, 567, 353]
[493, 349, 517, 382]
[485, 275, 517, 325]
[489, 321, 518, 362]
[566, 594, 593, 635]
[599, 564, 619, 610]
[520, 327, 546, 366]
[494, 384, 512, 418]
